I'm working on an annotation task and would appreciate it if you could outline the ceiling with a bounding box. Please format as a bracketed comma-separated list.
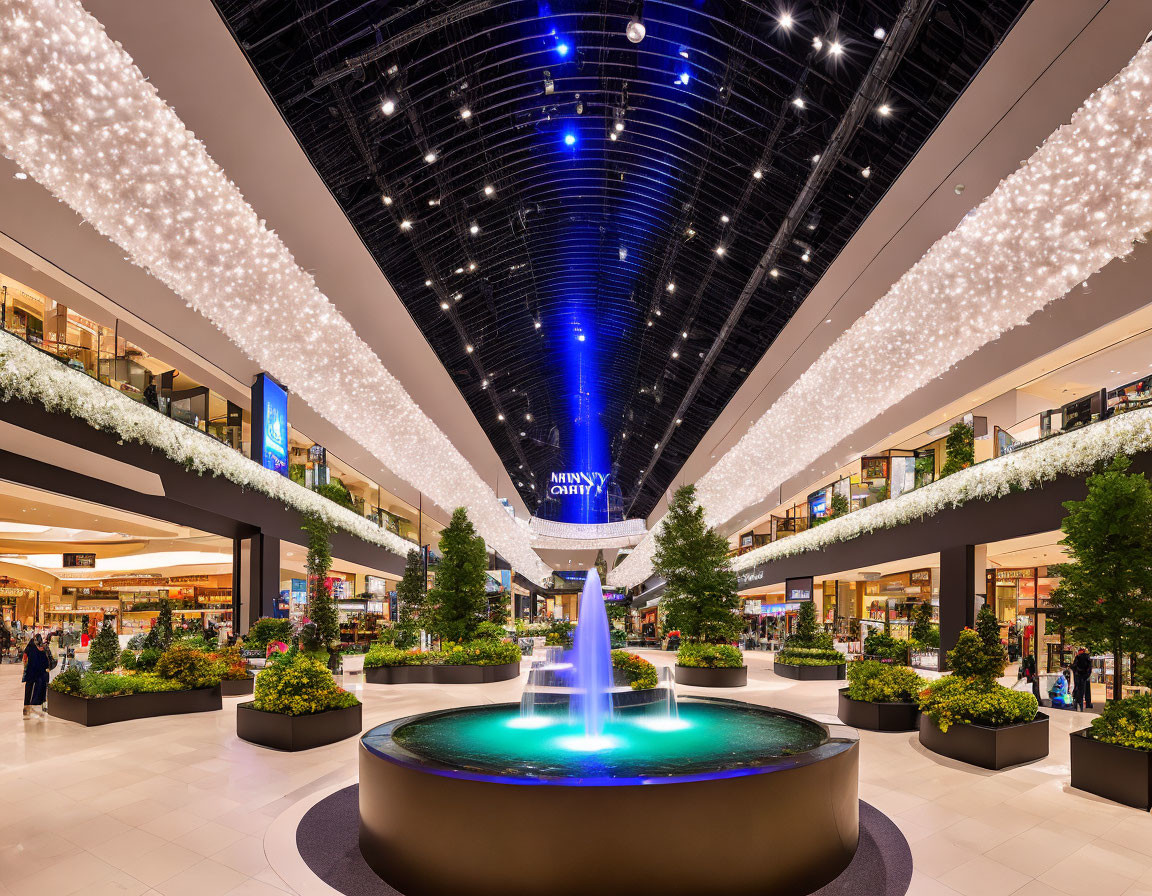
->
[213, 0, 1028, 520]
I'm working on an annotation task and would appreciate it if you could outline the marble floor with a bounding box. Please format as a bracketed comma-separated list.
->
[2, 649, 1150, 896]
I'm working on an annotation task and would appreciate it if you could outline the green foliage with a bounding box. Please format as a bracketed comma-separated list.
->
[49, 666, 82, 695]
[828, 492, 850, 519]
[544, 619, 574, 648]
[392, 549, 425, 650]
[88, 619, 120, 672]
[50, 666, 187, 698]
[846, 660, 925, 703]
[611, 650, 658, 689]
[863, 630, 909, 664]
[677, 641, 743, 668]
[254, 651, 359, 716]
[154, 645, 220, 689]
[425, 508, 489, 643]
[610, 628, 627, 649]
[487, 597, 510, 626]
[364, 645, 436, 667]
[211, 646, 249, 681]
[948, 629, 1007, 681]
[1087, 693, 1152, 752]
[136, 647, 161, 672]
[775, 647, 844, 667]
[364, 639, 519, 668]
[917, 675, 1037, 732]
[472, 620, 507, 641]
[940, 421, 975, 477]
[314, 479, 355, 510]
[910, 601, 935, 645]
[119, 649, 137, 671]
[975, 605, 1002, 654]
[1050, 455, 1152, 700]
[787, 601, 834, 650]
[126, 632, 148, 650]
[244, 617, 294, 651]
[302, 512, 339, 650]
[652, 485, 741, 643]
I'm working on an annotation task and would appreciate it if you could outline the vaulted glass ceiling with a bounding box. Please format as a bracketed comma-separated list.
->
[214, 0, 1028, 521]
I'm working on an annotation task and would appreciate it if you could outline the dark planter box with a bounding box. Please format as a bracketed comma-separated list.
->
[674, 665, 748, 687]
[236, 701, 362, 751]
[364, 661, 520, 685]
[918, 712, 1049, 770]
[1070, 729, 1152, 810]
[220, 676, 255, 697]
[837, 689, 920, 731]
[774, 661, 846, 681]
[47, 685, 222, 726]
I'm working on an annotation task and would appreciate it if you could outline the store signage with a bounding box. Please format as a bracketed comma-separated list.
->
[785, 576, 814, 603]
[603, 590, 630, 603]
[548, 471, 608, 497]
[63, 553, 96, 568]
[736, 565, 766, 588]
[995, 568, 1035, 580]
[910, 570, 931, 583]
[251, 372, 289, 477]
[745, 599, 761, 615]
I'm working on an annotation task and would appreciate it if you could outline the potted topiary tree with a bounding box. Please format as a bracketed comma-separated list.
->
[425, 507, 488, 644]
[301, 511, 339, 670]
[654, 486, 746, 687]
[837, 660, 925, 731]
[917, 607, 1046, 769]
[774, 600, 846, 680]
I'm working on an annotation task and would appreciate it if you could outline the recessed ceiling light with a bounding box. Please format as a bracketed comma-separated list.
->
[381, 98, 396, 116]
[878, 104, 892, 116]
[681, 331, 688, 338]
[381, 194, 393, 206]
[801, 251, 811, 262]
[828, 40, 843, 56]
[424, 150, 438, 164]
[609, 132, 618, 141]
[825, 318, 832, 324]
[626, 16, 646, 43]
[752, 169, 763, 180]
[460, 107, 472, 119]
[666, 282, 675, 293]
[614, 121, 625, 133]
[534, 320, 542, 329]
[465, 343, 474, 353]
[811, 154, 821, 163]
[469, 222, 479, 235]
[720, 214, 730, 223]
[792, 96, 805, 109]
[425, 279, 433, 286]
[812, 36, 823, 50]
[455, 267, 464, 274]
[671, 351, 679, 359]
[440, 301, 449, 310]
[715, 245, 725, 256]
[498, 413, 505, 421]
[468, 261, 477, 271]
[13, 171, 28, 180]
[483, 184, 495, 196]
[769, 268, 780, 277]
[679, 46, 690, 58]
[873, 26, 886, 39]
[399, 219, 412, 231]
[778, 12, 794, 29]
[860, 166, 871, 178]
[525, 413, 533, 421]
[676, 418, 682, 425]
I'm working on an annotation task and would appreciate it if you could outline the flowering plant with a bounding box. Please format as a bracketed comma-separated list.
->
[610, 650, 658, 690]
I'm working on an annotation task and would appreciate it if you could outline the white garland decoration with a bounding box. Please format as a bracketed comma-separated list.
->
[0, 0, 551, 585]
[728, 405, 1152, 572]
[0, 331, 420, 558]
[612, 41, 1152, 589]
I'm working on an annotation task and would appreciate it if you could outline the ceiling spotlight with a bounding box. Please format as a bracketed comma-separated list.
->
[626, 16, 646, 43]
[681, 330, 688, 338]
[679, 46, 690, 58]
[860, 166, 871, 178]
[381, 194, 393, 206]
[399, 219, 413, 231]
[425, 279, 433, 286]
[828, 40, 843, 56]
[801, 250, 811, 262]
[483, 184, 495, 196]
[812, 36, 823, 51]
[769, 268, 780, 277]
[676, 418, 682, 425]
[811, 154, 821, 163]
[440, 301, 450, 310]
[792, 96, 805, 109]
[577, 333, 586, 342]
[564, 133, 576, 146]
[753, 169, 763, 180]
[614, 120, 625, 133]
[424, 150, 438, 164]
[685, 227, 696, 238]
[715, 245, 726, 256]
[13, 171, 28, 180]
[671, 351, 679, 359]
[525, 413, 533, 421]
[460, 107, 472, 119]
[465, 343, 474, 353]
[824, 318, 832, 324]
[677, 72, 690, 86]
[428, 198, 440, 207]
[520, 431, 527, 437]
[720, 214, 730, 223]
[778, 11, 794, 29]
[609, 132, 618, 141]
[453, 292, 462, 301]
[470, 222, 480, 235]
[455, 267, 464, 274]
[497, 413, 505, 421]
[646, 319, 653, 327]
[873, 26, 887, 39]
[557, 42, 570, 57]
[468, 261, 477, 271]
[534, 320, 542, 329]
[655, 308, 662, 316]
[878, 104, 892, 116]
[666, 281, 675, 293]
[381, 98, 397, 116]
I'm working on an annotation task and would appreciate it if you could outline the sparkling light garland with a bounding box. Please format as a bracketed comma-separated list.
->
[0, 0, 550, 584]
[612, 41, 1152, 589]
[730, 406, 1152, 571]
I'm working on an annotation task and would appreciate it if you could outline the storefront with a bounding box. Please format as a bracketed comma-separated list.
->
[861, 568, 934, 639]
[47, 573, 234, 636]
[986, 567, 1060, 669]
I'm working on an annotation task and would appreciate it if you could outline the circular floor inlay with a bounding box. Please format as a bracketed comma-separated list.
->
[295, 785, 912, 896]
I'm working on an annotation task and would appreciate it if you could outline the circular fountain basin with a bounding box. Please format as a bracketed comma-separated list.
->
[359, 696, 859, 896]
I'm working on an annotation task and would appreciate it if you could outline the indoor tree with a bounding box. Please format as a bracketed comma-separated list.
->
[302, 512, 339, 651]
[910, 600, 938, 647]
[651, 484, 741, 643]
[390, 549, 425, 650]
[88, 618, 121, 671]
[940, 421, 975, 477]
[1050, 455, 1152, 700]
[426, 507, 489, 642]
[144, 596, 174, 650]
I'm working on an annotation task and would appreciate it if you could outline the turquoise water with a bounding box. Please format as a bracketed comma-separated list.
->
[375, 701, 826, 780]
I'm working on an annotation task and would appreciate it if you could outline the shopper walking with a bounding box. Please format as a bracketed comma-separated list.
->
[1072, 648, 1094, 711]
[1020, 653, 1041, 703]
[21, 634, 49, 718]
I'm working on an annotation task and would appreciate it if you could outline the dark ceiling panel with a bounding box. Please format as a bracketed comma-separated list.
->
[213, 0, 1028, 518]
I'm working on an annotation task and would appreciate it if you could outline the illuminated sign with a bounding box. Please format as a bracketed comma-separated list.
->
[549, 471, 608, 497]
[251, 373, 289, 476]
[785, 576, 814, 603]
[63, 553, 96, 568]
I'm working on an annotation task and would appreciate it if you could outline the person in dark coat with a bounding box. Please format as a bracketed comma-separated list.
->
[1071, 648, 1094, 711]
[22, 634, 49, 718]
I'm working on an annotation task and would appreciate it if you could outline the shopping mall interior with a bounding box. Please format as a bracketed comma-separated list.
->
[2, 1, 1152, 895]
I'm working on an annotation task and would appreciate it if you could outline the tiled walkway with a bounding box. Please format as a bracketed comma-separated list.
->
[2, 650, 1149, 896]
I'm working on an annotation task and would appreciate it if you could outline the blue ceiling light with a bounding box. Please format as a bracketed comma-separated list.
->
[557, 41, 570, 57]
[677, 71, 690, 86]
[564, 132, 577, 146]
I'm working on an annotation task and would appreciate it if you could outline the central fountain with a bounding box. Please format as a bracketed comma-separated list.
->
[358, 569, 860, 896]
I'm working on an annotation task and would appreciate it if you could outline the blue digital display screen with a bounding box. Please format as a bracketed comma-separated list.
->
[253, 373, 289, 477]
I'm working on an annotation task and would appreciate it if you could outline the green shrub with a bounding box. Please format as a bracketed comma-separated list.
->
[253, 651, 359, 716]
[610, 629, 627, 649]
[49, 668, 184, 698]
[244, 617, 294, 651]
[948, 629, 1007, 681]
[440, 639, 520, 666]
[846, 661, 925, 703]
[126, 633, 148, 650]
[210, 646, 249, 681]
[611, 651, 658, 689]
[50, 666, 82, 695]
[136, 647, 161, 672]
[775, 647, 844, 666]
[917, 675, 1037, 732]
[785, 601, 834, 650]
[472, 621, 507, 642]
[1087, 693, 1152, 752]
[88, 619, 120, 671]
[544, 620, 574, 649]
[863, 630, 909, 664]
[677, 642, 744, 668]
[119, 649, 137, 671]
[154, 645, 220, 689]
